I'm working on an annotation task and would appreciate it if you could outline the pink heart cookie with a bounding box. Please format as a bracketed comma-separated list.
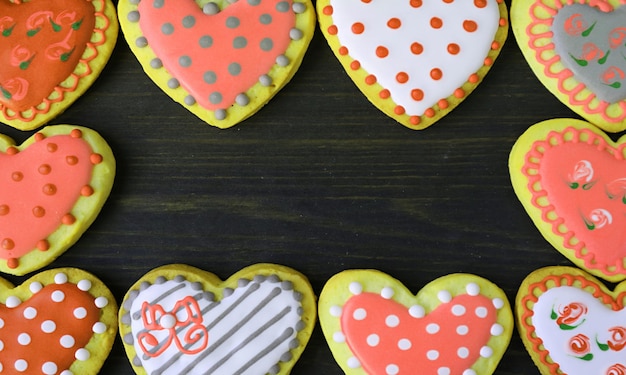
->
[517, 266, 626, 375]
[316, 0, 509, 130]
[510, 119, 626, 282]
[319, 270, 513, 375]
[118, 0, 316, 128]
[0, 125, 115, 275]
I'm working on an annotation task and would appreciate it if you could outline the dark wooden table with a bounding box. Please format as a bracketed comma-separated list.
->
[0, 1, 611, 373]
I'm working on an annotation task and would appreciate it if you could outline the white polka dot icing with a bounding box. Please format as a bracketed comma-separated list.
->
[319, 270, 513, 375]
[317, 0, 509, 130]
[118, 0, 316, 128]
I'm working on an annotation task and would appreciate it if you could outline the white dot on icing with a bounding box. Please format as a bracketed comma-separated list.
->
[74, 307, 87, 319]
[51, 290, 65, 302]
[0, 339, 4, 351]
[92, 322, 106, 334]
[42, 362, 57, 375]
[492, 298, 504, 309]
[54, 273, 68, 284]
[457, 325, 469, 335]
[438, 367, 451, 375]
[451, 304, 466, 316]
[75, 348, 90, 361]
[480, 346, 493, 358]
[437, 290, 452, 303]
[160, 314, 177, 329]
[5, 296, 20, 308]
[409, 305, 425, 318]
[329, 305, 342, 317]
[95, 296, 109, 308]
[60, 371, 73, 375]
[426, 323, 440, 334]
[457, 347, 470, 358]
[41, 320, 56, 333]
[349, 282, 363, 295]
[491, 323, 504, 336]
[385, 314, 400, 328]
[463, 370, 477, 375]
[367, 334, 380, 347]
[386, 364, 399, 375]
[465, 282, 480, 296]
[29, 282, 43, 294]
[0, 318, 4, 329]
[77, 279, 92, 291]
[427, 350, 439, 360]
[475, 306, 488, 318]
[380, 287, 394, 299]
[14, 359, 27, 372]
[17, 333, 30, 345]
[60, 335, 75, 348]
[398, 338, 412, 350]
[333, 332, 345, 343]
[353, 308, 367, 321]
[23, 307, 37, 320]
[347, 357, 361, 369]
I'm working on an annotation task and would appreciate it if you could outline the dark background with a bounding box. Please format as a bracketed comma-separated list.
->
[0, 0, 614, 373]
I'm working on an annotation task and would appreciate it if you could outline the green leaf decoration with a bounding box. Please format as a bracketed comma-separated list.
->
[597, 340, 610, 352]
[551, 308, 558, 320]
[607, 82, 622, 89]
[0, 86, 12, 100]
[582, 21, 596, 37]
[560, 323, 579, 330]
[570, 53, 588, 67]
[598, 50, 611, 65]
[569, 182, 580, 189]
[622, 195, 626, 204]
[26, 27, 41, 37]
[582, 182, 596, 190]
[2, 24, 15, 37]
[60, 47, 75, 62]
[71, 19, 83, 30]
[579, 353, 594, 361]
[50, 19, 62, 32]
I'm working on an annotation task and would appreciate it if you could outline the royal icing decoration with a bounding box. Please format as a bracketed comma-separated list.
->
[517, 267, 626, 375]
[118, 0, 315, 128]
[0, 125, 115, 276]
[316, 0, 508, 130]
[509, 119, 626, 282]
[119, 264, 316, 375]
[319, 270, 513, 375]
[0, 269, 117, 375]
[511, 0, 626, 132]
[0, 0, 118, 130]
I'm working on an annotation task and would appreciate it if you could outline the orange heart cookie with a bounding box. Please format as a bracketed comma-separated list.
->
[0, 125, 115, 275]
[512, 0, 626, 132]
[118, 0, 315, 128]
[319, 270, 513, 375]
[316, 0, 509, 130]
[517, 266, 626, 375]
[510, 119, 626, 282]
[0, 268, 117, 374]
[0, 0, 118, 131]
[119, 263, 316, 375]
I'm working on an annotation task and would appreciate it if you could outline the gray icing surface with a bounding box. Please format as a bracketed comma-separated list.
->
[552, 4, 626, 103]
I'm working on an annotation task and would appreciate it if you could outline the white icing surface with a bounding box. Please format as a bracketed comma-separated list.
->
[330, 0, 500, 115]
[130, 279, 302, 375]
[532, 286, 626, 374]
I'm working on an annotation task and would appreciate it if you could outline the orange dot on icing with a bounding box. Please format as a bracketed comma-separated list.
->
[352, 22, 365, 34]
[474, 0, 487, 7]
[380, 89, 391, 99]
[34, 133, 45, 142]
[454, 88, 466, 98]
[411, 42, 424, 55]
[0, 205, 8, 216]
[323, 5, 333, 15]
[469, 73, 479, 83]
[70, 129, 83, 138]
[33, 206, 46, 218]
[438, 99, 449, 109]
[39, 164, 51, 175]
[387, 18, 401, 29]
[425, 108, 436, 117]
[430, 68, 443, 80]
[37, 240, 50, 251]
[62, 214, 76, 225]
[430, 17, 443, 29]
[6, 147, 18, 155]
[365, 74, 377, 85]
[47, 143, 58, 153]
[411, 89, 424, 101]
[394, 106, 406, 115]
[396, 72, 409, 84]
[328, 25, 338, 35]
[499, 18, 507, 27]
[410, 116, 421, 125]
[447, 43, 460, 55]
[464, 20, 478, 32]
[66, 156, 79, 165]
[11, 172, 23, 182]
[410, 0, 422, 6]
[484, 57, 494, 66]
[491, 41, 500, 50]
[7, 258, 18, 269]
[376, 46, 389, 58]
[90, 153, 103, 164]
[2, 238, 15, 250]
[443, 0, 454, 3]
[350, 60, 361, 70]
[339, 46, 349, 55]
[81, 185, 94, 197]
[43, 183, 57, 196]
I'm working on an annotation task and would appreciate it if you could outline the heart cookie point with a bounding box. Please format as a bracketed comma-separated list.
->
[118, 0, 316, 128]
[0, 0, 119, 130]
[512, 0, 626, 132]
[119, 263, 316, 375]
[319, 270, 513, 375]
[317, 0, 509, 130]
[509, 118, 626, 282]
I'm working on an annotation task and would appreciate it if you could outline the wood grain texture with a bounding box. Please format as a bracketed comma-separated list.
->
[0, 0, 617, 373]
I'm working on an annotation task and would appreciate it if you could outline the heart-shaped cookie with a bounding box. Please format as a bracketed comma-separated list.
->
[319, 270, 513, 375]
[516, 266, 626, 375]
[119, 263, 316, 375]
[509, 118, 626, 282]
[0, 267, 117, 374]
[118, 0, 315, 128]
[0, 0, 118, 131]
[316, 0, 509, 130]
[0, 125, 115, 275]
[512, 0, 626, 132]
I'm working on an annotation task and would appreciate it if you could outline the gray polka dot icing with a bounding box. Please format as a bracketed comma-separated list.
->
[204, 71, 217, 84]
[135, 36, 148, 47]
[209, 92, 223, 104]
[167, 78, 180, 89]
[129, 0, 140, 4]
[260, 14, 272, 25]
[236, 93, 250, 106]
[215, 109, 227, 120]
[203, 2, 220, 15]
[247, 0, 261, 5]
[290, 28, 303, 40]
[260, 38, 273, 51]
[228, 62, 242, 76]
[150, 58, 162, 69]
[233, 36, 248, 49]
[161, 22, 174, 35]
[153, 0, 164, 8]
[226, 16, 240, 28]
[276, 1, 289, 12]
[184, 95, 196, 105]
[292, 2, 306, 13]
[199, 35, 213, 48]
[127, 11, 140, 22]
[259, 74, 272, 86]
[179, 55, 192, 67]
[276, 54, 289, 67]
[182, 15, 196, 28]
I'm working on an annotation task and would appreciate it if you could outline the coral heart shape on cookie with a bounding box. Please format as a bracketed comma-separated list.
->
[0, 268, 117, 374]
[509, 119, 626, 282]
[316, 0, 509, 130]
[0, 125, 115, 275]
[318, 270, 513, 375]
[512, 0, 626, 132]
[119, 263, 316, 375]
[516, 266, 626, 375]
[118, 0, 315, 128]
[0, 0, 118, 131]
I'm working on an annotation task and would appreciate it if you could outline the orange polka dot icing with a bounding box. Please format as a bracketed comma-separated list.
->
[317, 0, 508, 130]
[319, 270, 513, 375]
[0, 125, 115, 276]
